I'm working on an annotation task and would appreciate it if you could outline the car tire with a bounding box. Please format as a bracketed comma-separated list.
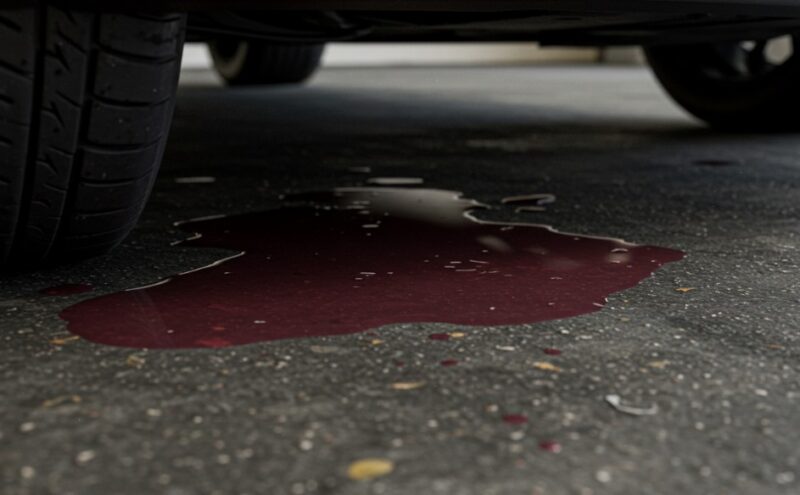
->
[645, 36, 800, 131]
[209, 40, 324, 86]
[0, 7, 185, 269]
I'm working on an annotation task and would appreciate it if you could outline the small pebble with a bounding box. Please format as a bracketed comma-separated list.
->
[76, 450, 96, 465]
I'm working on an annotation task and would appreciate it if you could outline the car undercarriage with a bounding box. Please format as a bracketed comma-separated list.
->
[3, 1, 800, 267]
[9, 1, 800, 45]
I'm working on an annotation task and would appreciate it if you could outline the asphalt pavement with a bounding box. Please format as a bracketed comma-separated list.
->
[2, 65, 800, 495]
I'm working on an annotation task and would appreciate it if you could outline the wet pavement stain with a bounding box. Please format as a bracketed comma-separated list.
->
[60, 187, 684, 349]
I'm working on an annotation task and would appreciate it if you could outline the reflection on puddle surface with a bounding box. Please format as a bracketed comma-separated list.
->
[61, 187, 684, 349]
[501, 193, 557, 213]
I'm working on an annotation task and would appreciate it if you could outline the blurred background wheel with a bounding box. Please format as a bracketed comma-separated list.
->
[645, 35, 800, 131]
[209, 40, 324, 86]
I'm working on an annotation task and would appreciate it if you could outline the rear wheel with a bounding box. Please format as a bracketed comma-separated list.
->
[209, 40, 324, 86]
[0, 7, 185, 269]
[645, 35, 800, 131]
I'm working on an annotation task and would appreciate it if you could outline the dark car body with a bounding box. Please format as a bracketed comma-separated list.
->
[11, 1, 800, 45]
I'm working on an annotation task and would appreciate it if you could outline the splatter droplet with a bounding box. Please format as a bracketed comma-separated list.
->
[543, 348, 562, 356]
[539, 440, 562, 453]
[347, 458, 395, 480]
[440, 359, 459, 367]
[502, 414, 528, 425]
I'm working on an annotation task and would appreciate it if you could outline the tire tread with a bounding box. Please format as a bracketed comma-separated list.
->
[0, 7, 185, 268]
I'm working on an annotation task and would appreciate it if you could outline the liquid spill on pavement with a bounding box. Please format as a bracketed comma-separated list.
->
[60, 187, 684, 349]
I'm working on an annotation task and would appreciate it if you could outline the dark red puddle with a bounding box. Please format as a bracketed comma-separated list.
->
[60, 187, 684, 349]
[40, 284, 93, 296]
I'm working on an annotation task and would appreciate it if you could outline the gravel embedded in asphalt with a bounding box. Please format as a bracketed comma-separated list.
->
[1, 66, 799, 495]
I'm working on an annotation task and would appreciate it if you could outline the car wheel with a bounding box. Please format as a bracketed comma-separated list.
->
[645, 35, 800, 131]
[0, 7, 185, 269]
[209, 40, 324, 86]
